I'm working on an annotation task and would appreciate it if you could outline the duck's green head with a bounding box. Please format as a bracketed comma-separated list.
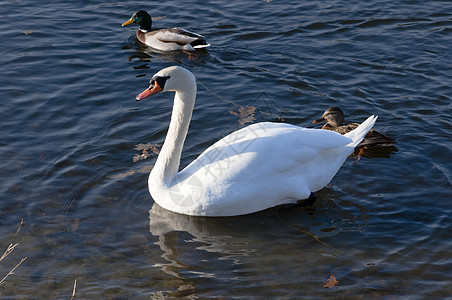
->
[122, 10, 152, 31]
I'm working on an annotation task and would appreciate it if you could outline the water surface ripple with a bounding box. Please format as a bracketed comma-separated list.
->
[0, 0, 451, 298]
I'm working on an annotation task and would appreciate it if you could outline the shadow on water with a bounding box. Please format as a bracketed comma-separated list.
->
[352, 144, 398, 159]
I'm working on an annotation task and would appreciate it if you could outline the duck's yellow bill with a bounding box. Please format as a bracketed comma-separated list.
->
[122, 18, 133, 27]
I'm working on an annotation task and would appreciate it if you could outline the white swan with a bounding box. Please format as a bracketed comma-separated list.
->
[136, 66, 378, 217]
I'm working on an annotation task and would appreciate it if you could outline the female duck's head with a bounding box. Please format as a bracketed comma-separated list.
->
[122, 10, 152, 31]
[313, 106, 345, 127]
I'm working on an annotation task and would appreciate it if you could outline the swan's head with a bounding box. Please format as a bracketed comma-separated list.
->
[136, 66, 196, 101]
[312, 106, 345, 127]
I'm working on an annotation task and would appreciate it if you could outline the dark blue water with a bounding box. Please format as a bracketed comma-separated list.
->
[1, 0, 451, 298]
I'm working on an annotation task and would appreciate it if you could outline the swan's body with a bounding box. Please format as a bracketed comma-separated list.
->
[136, 66, 377, 216]
[313, 107, 395, 147]
[122, 10, 210, 51]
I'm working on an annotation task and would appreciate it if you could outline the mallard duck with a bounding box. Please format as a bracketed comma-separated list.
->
[313, 107, 395, 147]
[133, 66, 378, 216]
[122, 10, 210, 51]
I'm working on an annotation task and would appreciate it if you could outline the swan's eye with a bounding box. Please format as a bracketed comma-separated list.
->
[148, 76, 170, 92]
[149, 80, 155, 90]
[155, 76, 171, 89]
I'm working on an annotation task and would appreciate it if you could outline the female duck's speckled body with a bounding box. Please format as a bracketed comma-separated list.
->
[313, 107, 395, 147]
[122, 10, 210, 51]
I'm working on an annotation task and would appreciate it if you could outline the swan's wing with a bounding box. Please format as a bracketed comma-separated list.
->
[285, 125, 352, 153]
[182, 122, 352, 177]
[175, 122, 355, 216]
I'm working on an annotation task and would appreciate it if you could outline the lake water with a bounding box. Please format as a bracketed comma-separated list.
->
[1, 0, 451, 298]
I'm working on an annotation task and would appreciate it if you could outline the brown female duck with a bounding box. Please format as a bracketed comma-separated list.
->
[313, 107, 395, 147]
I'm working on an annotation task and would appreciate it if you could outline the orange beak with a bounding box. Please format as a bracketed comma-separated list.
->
[136, 81, 163, 101]
[122, 18, 134, 27]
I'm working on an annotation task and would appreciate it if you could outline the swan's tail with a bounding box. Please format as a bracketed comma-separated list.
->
[344, 115, 378, 148]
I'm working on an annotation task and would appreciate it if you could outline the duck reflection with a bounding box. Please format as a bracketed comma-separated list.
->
[124, 38, 208, 64]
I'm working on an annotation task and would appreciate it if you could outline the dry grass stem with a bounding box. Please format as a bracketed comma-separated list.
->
[0, 243, 19, 262]
[1, 219, 24, 262]
[292, 226, 334, 249]
[71, 279, 77, 299]
[277, 214, 341, 252]
[0, 218, 26, 285]
[151, 15, 168, 21]
[196, 79, 239, 107]
[0, 257, 27, 286]
[15, 218, 24, 237]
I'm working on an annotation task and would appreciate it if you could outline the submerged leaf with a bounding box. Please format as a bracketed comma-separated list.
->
[229, 105, 257, 125]
[108, 170, 136, 179]
[133, 150, 151, 162]
[239, 105, 256, 116]
[229, 110, 239, 116]
[323, 274, 339, 288]
[134, 143, 160, 155]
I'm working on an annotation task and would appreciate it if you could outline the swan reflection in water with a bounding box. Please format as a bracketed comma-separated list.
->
[149, 197, 350, 269]
[149, 203, 259, 277]
[149, 202, 271, 296]
[148, 189, 372, 297]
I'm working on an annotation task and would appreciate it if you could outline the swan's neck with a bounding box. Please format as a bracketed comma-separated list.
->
[151, 85, 196, 186]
